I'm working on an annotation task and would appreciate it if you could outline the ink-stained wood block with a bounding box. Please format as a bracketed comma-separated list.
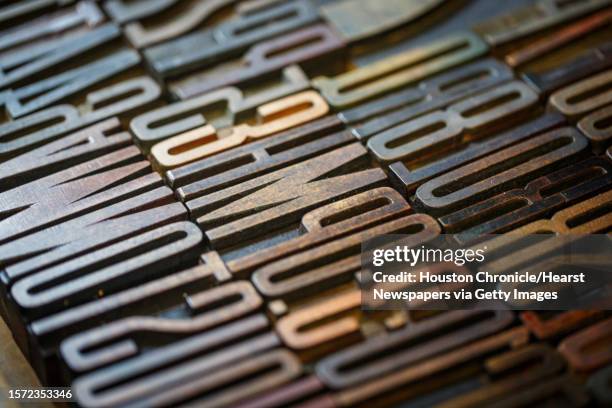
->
[70, 315, 287, 407]
[389, 113, 565, 196]
[61, 281, 263, 374]
[121, 0, 236, 49]
[149, 91, 329, 170]
[368, 80, 540, 166]
[473, 0, 612, 47]
[578, 104, 612, 152]
[0, 0, 76, 28]
[588, 365, 612, 405]
[187, 142, 387, 250]
[6, 213, 199, 320]
[522, 42, 612, 95]
[0, 49, 142, 118]
[144, 0, 319, 80]
[521, 311, 605, 340]
[167, 24, 346, 97]
[275, 288, 379, 358]
[435, 156, 611, 241]
[559, 317, 612, 372]
[250, 189, 440, 301]
[312, 31, 488, 110]
[0, 119, 131, 189]
[318, 0, 445, 43]
[131, 87, 323, 150]
[316, 310, 517, 389]
[549, 69, 612, 119]
[0, 147, 163, 252]
[339, 58, 514, 141]
[167, 115, 347, 190]
[414, 127, 589, 216]
[25, 253, 231, 384]
[0, 76, 160, 163]
[170, 64, 310, 101]
[104, 0, 177, 24]
[0, 2, 108, 89]
[501, 9, 612, 69]
[232, 375, 333, 408]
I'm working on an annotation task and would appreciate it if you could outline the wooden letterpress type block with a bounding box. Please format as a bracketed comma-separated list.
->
[312, 31, 488, 110]
[435, 157, 611, 240]
[340, 58, 514, 141]
[0, 2, 108, 89]
[144, 1, 319, 80]
[523, 42, 612, 95]
[549, 69, 612, 120]
[0, 76, 160, 163]
[61, 281, 263, 373]
[414, 127, 589, 217]
[316, 310, 517, 390]
[167, 24, 345, 97]
[69, 315, 290, 407]
[150, 91, 328, 170]
[389, 113, 565, 196]
[120, 0, 236, 49]
[559, 317, 612, 372]
[318, 0, 444, 43]
[474, 0, 612, 47]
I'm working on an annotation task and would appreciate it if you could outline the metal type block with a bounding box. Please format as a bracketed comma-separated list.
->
[150, 91, 328, 169]
[144, 1, 319, 80]
[123, 0, 236, 48]
[559, 317, 612, 372]
[0, 49, 141, 118]
[550, 69, 612, 119]
[312, 31, 488, 110]
[339, 58, 514, 141]
[474, 0, 612, 46]
[167, 24, 345, 97]
[522, 42, 612, 95]
[318, 0, 444, 43]
[368, 80, 539, 166]
[0, 76, 160, 161]
[0, 2, 108, 89]
[389, 113, 565, 196]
